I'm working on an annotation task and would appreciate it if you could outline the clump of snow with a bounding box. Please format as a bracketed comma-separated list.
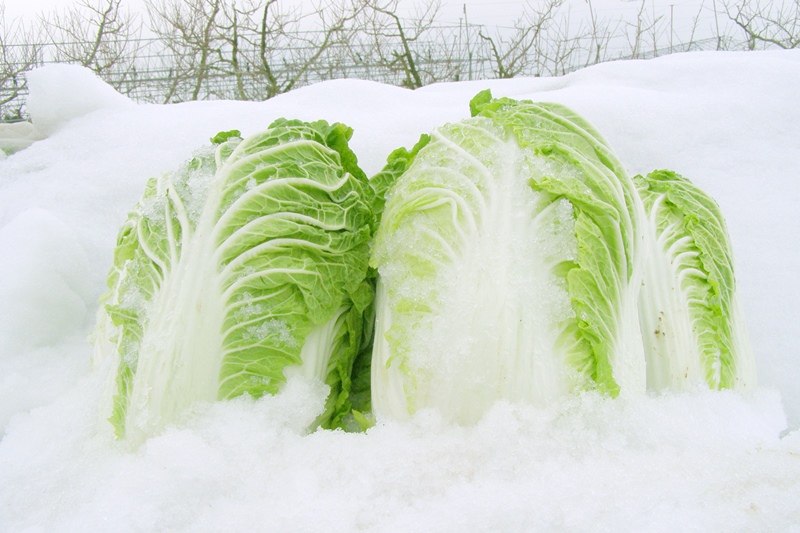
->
[0, 208, 92, 353]
[0, 50, 799, 530]
[26, 64, 133, 137]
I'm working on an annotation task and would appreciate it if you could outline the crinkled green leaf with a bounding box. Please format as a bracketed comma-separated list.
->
[95, 119, 375, 440]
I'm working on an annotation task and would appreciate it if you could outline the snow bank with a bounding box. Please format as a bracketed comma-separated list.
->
[1, 50, 799, 531]
[0, 208, 92, 353]
[1, 380, 797, 532]
[26, 64, 134, 137]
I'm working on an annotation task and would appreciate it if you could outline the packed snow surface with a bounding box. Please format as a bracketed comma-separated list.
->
[1, 53, 799, 531]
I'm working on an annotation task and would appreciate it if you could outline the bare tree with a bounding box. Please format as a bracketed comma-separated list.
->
[624, 0, 663, 58]
[683, 0, 707, 51]
[148, 0, 361, 102]
[247, 0, 362, 98]
[724, 0, 800, 49]
[0, 6, 43, 121]
[8, 0, 800, 115]
[215, 0, 251, 101]
[583, 0, 618, 66]
[146, 0, 224, 102]
[41, 0, 142, 91]
[532, 4, 598, 76]
[539, 10, 573, 75]
[478, 0, 563, 79]
[359, 0, 445, 88]
[226, 0, 364, 99]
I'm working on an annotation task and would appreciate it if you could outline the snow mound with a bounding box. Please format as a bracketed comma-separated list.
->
[0, 208, 92, 353]
[26, 64, 134, 137]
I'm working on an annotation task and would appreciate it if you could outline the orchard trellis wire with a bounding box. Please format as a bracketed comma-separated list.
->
[1, 0, 797, 121]
[5, 22, 505, 119]
[0, 26, 716, 121]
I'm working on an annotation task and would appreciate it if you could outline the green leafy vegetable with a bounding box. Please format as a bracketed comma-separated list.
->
[95, 95, 756, 437]
[635, 169, 755, 391]
[369, 91, 648, 422]
[94, 119, 375, 440]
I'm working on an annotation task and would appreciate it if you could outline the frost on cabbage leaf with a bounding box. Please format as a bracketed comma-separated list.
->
[93, 119, 375, 441]
[369, 90, 755, 423]
[370, 91, 649, 422]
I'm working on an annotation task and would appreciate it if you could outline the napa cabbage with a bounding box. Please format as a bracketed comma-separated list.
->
[635, 170, 755, 391]
[94, 96, 756, 438]
[93, 119, 375, 441]
[369, 91, 649, 422]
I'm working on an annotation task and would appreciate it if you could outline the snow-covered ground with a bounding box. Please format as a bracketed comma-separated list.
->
[1, 51, 799, 531]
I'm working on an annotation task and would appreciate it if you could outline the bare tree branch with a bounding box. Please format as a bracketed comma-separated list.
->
[41, 0, 142, 91]
[146, 0, 225, 102]
[359, 0, 447, 88]
[724, 0, 800, 49]
[0, 6, 43, 120]
[479, 0, 563, 79]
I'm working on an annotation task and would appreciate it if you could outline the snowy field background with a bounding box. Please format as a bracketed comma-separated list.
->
[1, 50, 799, 531]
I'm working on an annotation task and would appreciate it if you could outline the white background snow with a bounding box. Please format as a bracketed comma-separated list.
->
[1, 50, 799, 531]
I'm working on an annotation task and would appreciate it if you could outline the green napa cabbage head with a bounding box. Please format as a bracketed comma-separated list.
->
[94, 119, 375, 441]
[370, 91, 648, 423]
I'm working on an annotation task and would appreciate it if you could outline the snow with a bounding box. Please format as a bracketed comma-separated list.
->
[1, 50, 800, 531]
[0, 208, 92, 353]
[26, 64, 134, 137]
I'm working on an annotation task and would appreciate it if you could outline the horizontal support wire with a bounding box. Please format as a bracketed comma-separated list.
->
[0, 10, 728, 122]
